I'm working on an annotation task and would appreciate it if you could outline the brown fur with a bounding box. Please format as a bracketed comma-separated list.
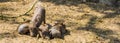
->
[29, 5, 46, 37]
[38, 24, 51, 39]
[49, 20, 67, 39]
[30, 5, 46, 27]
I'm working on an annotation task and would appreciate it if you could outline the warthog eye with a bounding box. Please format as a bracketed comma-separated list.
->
[24, 26, 29, 28]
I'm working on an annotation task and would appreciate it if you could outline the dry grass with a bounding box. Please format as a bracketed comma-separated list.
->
[0, 0, 120, 43]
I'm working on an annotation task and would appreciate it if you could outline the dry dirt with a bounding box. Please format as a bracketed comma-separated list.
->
[0, 0, 120, 43]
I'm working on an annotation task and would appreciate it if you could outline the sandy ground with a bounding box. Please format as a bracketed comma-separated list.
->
[0, 0, 120, 43]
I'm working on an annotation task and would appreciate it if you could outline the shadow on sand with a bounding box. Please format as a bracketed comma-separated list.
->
[77, 16, 120, 43]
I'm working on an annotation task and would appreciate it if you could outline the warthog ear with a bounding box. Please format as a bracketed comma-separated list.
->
[54, 19, 65, 24]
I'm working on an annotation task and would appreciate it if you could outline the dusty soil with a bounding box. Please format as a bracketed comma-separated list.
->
[0, 0, 120, 43]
